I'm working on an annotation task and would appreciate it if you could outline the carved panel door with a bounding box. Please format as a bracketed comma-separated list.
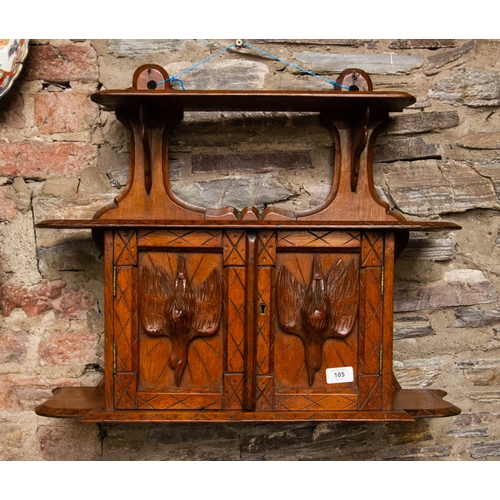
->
[112, 229, 227, 411]
[269, 230, 391, 412]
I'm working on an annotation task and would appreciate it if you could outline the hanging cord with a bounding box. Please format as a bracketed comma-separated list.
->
[155, 40, 350, 90]
[239, 41, 350, 90]
[156, 42, 237, 88]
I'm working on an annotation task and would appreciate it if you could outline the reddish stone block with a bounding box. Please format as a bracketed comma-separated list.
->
[38, 330, 97, 366]
[35, 90, 99, 134]
[0, 280, 66, 317]
[25, 44, 98, 83]
[0, 141, 96, 179]
[0, 330, 29, 364]
[0, 374, 79, 411]
[52, 288, 96, 320]
[37, 424, 101, 461]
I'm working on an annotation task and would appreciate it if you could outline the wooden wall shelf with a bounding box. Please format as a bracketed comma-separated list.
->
[35, 65, 460, 423]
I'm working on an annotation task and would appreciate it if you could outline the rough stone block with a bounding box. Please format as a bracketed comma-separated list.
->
[292, 52, 423, 74]
[388, 40, 456, 50]
[424, 40, 475, 75]
[385, 111, 459, 135]
[457, 359, 500, 386]
[458, 131, 500, 149]
[469, 440, 500, 459]
[166, 60, 268, 90]
[375, 137, 443, 163]
[192, 152, 312, 174]
[383, 160, 499, 215]
[429, 68, 500, 107]
[393, 358, 442, 388]
[455, 307, 500, 328]
[399, 234, 454, 261]
[395, 270, 498, 312]
[42, 177, 80, 197]
[394, 316, 435, 340]
[0, 330, 29, 364]
[0, 185, 18, 222]
[0, 142, 96, 180]
[0, 279, 66, 318]
[38, 330, 98, 367]
[25, 43, 98, 83]
[0, 374, 78, 411]
[172, 173, 298, 210]
[35, 90, 99, 134]
[108, 39, 188, 56]
[37, 423, 101, 460]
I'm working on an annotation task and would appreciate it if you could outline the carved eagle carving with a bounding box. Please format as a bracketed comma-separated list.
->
[277, 256, 359, 386]
[140, 256, 222, 386]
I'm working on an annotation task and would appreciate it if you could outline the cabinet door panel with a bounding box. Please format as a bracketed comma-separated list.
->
[274, 252, 360, 397]
[138, 251, 224, 391]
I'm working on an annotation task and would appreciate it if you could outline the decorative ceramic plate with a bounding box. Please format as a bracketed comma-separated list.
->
[0, 39, 29, 99]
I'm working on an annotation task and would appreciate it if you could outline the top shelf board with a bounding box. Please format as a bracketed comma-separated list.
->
[91, 89, 416, 114]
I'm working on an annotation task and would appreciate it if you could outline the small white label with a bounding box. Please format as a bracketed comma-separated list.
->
[326, 366, 354, 384]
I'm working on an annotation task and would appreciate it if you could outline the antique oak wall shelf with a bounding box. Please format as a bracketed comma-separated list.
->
[35, 65, 461, 423]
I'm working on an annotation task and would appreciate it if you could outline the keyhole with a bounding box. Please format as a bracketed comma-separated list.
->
[259, 303, 267, 316]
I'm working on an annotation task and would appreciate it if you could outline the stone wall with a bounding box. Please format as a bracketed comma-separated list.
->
[1, 39, 500, 460]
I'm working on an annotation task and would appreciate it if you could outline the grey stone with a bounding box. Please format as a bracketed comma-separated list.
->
[469, 440, 500, 459]
[248, 39, 376, 48]
[455, 307, 500, 328]
[375, 137, 443, 163]
[393, 357, 442, 388]
[108, 39, 188, 56]
[457, 359, 500, 386]
[467, 391, 500, 403]
[394, 269, 498, 312]
[388, 40, 456, 50]
[424, 40, 475, 75]
[191, 152, 312, 174]
[429, 68, 500, 107]
[376, 445, 453, 460]
[446, 428, 489, 438]
[399, 234, 454, 262]
[240, 422, 369, 460]
[171, 173, 298, 211]
[292, 52, 423, 75]
[385, 111, 459, 135]
[383, 160, 499, 216]
[166, 60, 269, 90]
[394, 316, 435, 340]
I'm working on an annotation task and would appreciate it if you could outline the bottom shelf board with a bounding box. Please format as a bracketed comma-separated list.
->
[35, 386, 460, 423]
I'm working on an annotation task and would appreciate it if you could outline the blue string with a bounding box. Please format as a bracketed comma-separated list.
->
[155, 40, 350, 91]
[241, 41, 350, 90]
[156, 42, 237, 88]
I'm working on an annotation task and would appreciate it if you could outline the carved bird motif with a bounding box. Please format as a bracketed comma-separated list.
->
[277, 256, 359, 386]
[140, 256, 222, 386]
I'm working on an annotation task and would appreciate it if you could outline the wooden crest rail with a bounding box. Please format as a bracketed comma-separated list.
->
[35, 65, 460, 423]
